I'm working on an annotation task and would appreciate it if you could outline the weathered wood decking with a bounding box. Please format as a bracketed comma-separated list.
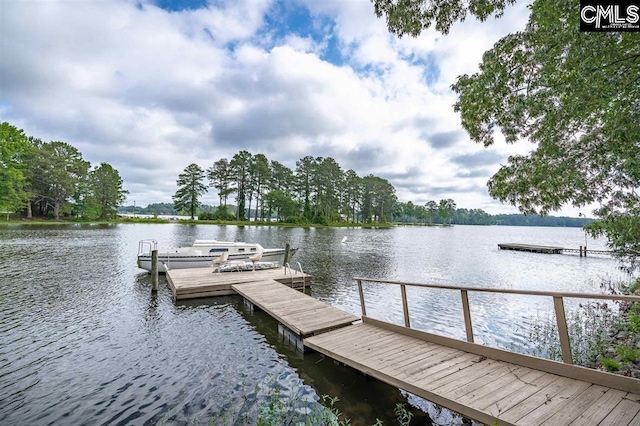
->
[166, 266, 311, 300]
[227, 280, 640, 425]
[232, 280, 358, 337]
[306, 319, 640, 426]
[164, 269, 640, 424]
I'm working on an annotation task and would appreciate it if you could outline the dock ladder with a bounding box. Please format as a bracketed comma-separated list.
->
[284, 262, 306, 292]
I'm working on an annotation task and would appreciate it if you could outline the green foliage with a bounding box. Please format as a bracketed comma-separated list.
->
[198, 205, 235, 221]
[89, 163, 128, 219]
[616, 346, 640, 364]
[528, 301, 615, 366]
[626, 311, 640, 334]
[0, 122, 30, 217]
[230, 150, 252, 220]
[173, 163, 207, 220]
[372, 0, 516, 36]
[394, 403, 413, 426]
[600, 357, 621, 372]
[37, 141, 91, 219]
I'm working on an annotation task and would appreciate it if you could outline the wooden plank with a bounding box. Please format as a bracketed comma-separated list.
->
[536, 385, 608, 425]
[393, 350, 478, 383]
[423, 358, 503, 394]
[463, 368, 548, 408]
[305, 324, 393, 349]
[305, 329, 514, 426]
[377, 341, 447, 374]
[483, 373, 563, 418]
[565, 388, 626, 425]
[598, 393, 640, 426]
[363, 316, 640, 394]
[499, 377, 590, 423]
[442, 364, 530, 402]
[356, 339, 431, 368]
[233, 281, 358, 337]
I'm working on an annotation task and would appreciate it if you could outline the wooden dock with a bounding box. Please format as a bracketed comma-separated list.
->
[166, 266, 312, 300]
[162, 267, 640, 424]
[306, 319, 640, 426]
[498, 243, 564, 254]
[233, 280, 358, 337]
[498, 243, 612, 256]
[223, 277, 640, 425]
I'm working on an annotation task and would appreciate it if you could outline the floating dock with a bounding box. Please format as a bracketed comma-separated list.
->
[233, 280, 358, 338]
[498, 243, 612, 256]
[498, 243, 564, 254]
[166, 266, 311, 300]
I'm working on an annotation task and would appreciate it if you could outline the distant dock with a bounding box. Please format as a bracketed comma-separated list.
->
[498, 243, 612, 256]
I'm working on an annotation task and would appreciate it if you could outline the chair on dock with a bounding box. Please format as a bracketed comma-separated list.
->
[248, 251, 263, 271]
[211, 251, 229, 273]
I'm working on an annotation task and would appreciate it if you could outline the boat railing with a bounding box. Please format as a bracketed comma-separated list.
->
[138, 239, 157, 255]
[354, 276, 640, 365]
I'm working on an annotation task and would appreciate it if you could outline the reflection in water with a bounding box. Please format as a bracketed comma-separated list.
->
[0, 223, 626, 425]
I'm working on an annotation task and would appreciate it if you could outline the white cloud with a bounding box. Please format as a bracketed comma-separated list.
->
[0, 0, 559, 215]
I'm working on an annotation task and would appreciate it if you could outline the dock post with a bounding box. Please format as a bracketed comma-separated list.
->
[584, 245, 587, 257]
[579, 246, 583, 257]
[553, 296, 573, 364]
[283, 242, 291, 267]
[151, 250, 158, 292]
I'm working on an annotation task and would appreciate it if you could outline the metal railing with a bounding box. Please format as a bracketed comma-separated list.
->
[355, 277, 640, 365]
[285, 262, 306, 291]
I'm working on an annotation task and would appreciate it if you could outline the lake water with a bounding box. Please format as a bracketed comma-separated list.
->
[0, 223, 628, 425]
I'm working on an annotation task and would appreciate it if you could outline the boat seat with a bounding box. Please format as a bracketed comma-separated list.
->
[211, 251, 229, 273]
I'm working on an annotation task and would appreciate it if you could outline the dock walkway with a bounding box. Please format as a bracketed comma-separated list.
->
[232, 280, 358, 337]
[163, 269, 640, 424]
[306, 319, 640, 426]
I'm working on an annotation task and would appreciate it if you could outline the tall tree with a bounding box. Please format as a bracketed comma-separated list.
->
[251, 153, 271, 221]
[374, 0, 640, 270]
[173, 163, 207, 219]
[425, 200, 438, 224]
[207, 158, 234, 207]
[90, 163, 128, 219]
[438, 198, 456, 225]
[295, 156, 314, 220]
[230, 151, 252, 220]
[343, 169, 362, 223]
[270, 160, 294, 196]
[361, 175, 397, 223]
[0, 122, 30, 219]
[39, 141, 90, 219]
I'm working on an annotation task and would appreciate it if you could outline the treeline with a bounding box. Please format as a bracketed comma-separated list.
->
[172, 152, 397, 224]
[119, 202, 178, 216]
[165, 152, 590, 227]
[0, 122, 128, 220]
[395, 201, 592, 227]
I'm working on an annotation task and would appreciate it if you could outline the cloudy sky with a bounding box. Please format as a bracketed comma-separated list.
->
[1, 0, 562, 215]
